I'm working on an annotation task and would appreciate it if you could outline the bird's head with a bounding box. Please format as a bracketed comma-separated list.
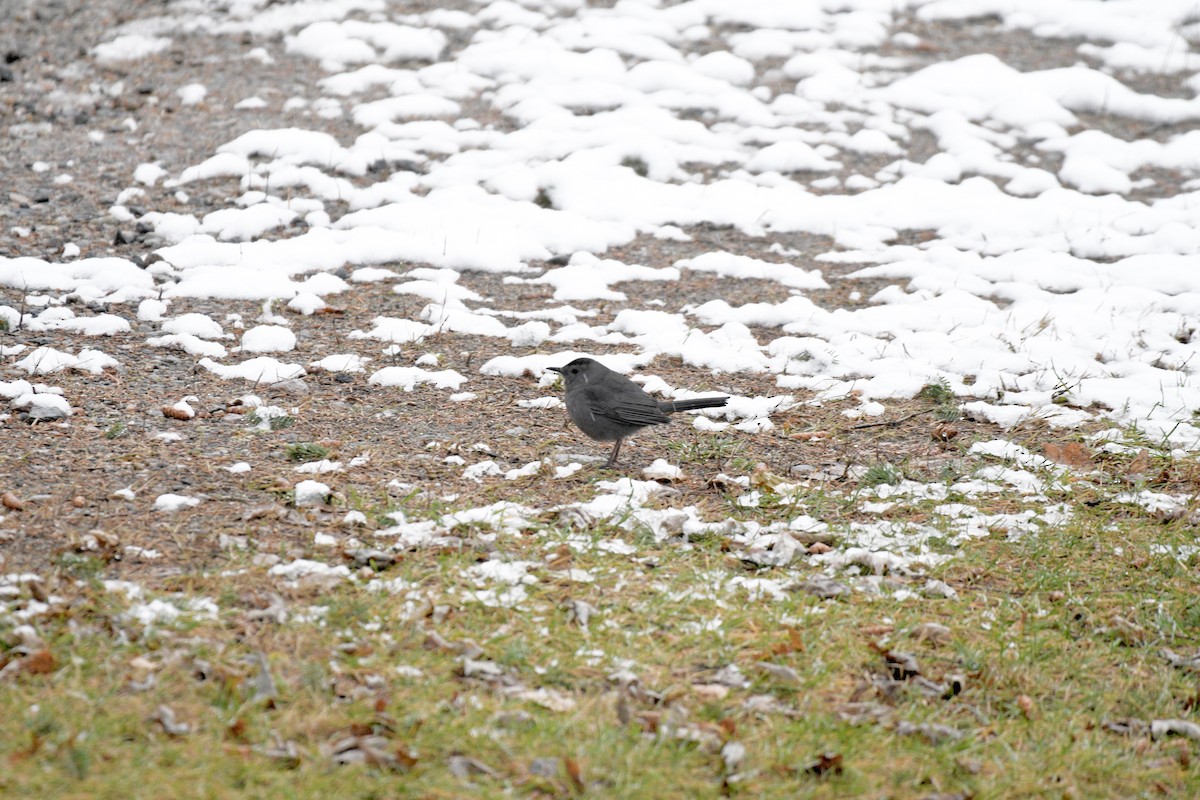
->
[547, 357, 603, 387]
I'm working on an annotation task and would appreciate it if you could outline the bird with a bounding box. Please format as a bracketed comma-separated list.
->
[547, 357, 729, 468]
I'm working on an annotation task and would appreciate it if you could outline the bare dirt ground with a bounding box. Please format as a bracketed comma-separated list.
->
[0, 1, 1188, 578]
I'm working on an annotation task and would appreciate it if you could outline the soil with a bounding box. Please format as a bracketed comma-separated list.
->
[1, 2, 1189, 577]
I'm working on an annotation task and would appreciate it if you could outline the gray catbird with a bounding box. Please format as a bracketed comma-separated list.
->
[548, 357, 729, 467]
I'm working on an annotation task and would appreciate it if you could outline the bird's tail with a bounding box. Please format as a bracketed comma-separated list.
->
[659, 396, 728, 413]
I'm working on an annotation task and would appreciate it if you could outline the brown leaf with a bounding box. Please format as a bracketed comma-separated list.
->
[1127, 448, 1152, 477]
[615, 692, 632, 725]
[546, 543, 573, 571]
[8, 731, 43, 763]
[394, 744, 418, 769]
[240, 503, 287, 522]
[859, 624, 894, 636]
[2, 491, 25, 511]
[1044, 441, 1093, 469]
[753, 662, 801, 685]
[803, 751, 843, 776]
[226, 718, 247, 741]
[564, 756, 584, 794]
[910, 622, 952, 645]
[692, 683, 729, 701]
[931, 423, 958, 442]
[23, 649, 56, 675]
[161, 404, 194, 420]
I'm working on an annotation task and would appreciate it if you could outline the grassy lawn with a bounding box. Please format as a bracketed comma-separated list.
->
[3, 451, 1199, 799]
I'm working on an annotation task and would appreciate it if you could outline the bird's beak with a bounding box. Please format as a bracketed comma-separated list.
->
[547, 366, 563, 374]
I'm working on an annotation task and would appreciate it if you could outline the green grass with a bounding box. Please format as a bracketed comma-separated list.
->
[3, 472, 1199, 797]
[285, 442, 331, 463]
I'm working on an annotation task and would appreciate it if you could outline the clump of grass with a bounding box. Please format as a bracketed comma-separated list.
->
[286, 442, 330, 463]
[620, 155, 649, 177]
[862, 462, 902, 487]
[917, 379, 954, 404]
[103, 421, 127, 439]
[665, 435, 740, 464]
[934, 404, 962, 422]
[54, 552, 105, 580]
[918, 379, 961, 421]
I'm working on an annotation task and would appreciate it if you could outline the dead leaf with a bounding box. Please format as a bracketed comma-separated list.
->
[226, 718, 247, 741]
[394, 744, 418, 769]
[508, 686, 576, 712]
[241, 502, 287, 522]
[835, 702, 893, 726]
[244, 651, 277, 706]
[869, 643, 921, 680]
[896, 720, 963, 743]
[22, 649, 56, 675]
[1151, 719, 1200, 741]
[931, 423, 958, 442]
[721, 740, 746, 773]
[546, 543, 573, 571]
[153, 705, 191, 737]
[859, 624, 894, 636]
[753, 662, 801, 685]
[793, 575, 849, 599]
[329, 734, 408, 770]
[529, 757, 560, 778]
[461, 658, 503, 680]
[565, 598, 599, 629]
[255, 732, 300, 768]
[2, 491, 25, 511]
[692, 683, 730, 701]
[1127, 448, 1152, 478]
[564, 756, 584, 793]
[910, 622, 952, 645]
[1102, 718, 1148, 737]
[447, 754, 498, 778]
[803, 751, 843, 777]
[616, 692, 632, 725]
[0, 649, 56, 681]
[1044, 441, 1093, 469]
[161, 404, 194, 420]
[1162, 648, 1200, 673]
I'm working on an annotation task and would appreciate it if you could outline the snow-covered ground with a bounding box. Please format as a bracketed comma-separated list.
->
[3, 0, 1200, 613]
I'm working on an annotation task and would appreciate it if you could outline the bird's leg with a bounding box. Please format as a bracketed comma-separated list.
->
[605, 438, 623, 468]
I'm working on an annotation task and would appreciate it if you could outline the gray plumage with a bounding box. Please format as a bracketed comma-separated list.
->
[548, 357, 728, 468]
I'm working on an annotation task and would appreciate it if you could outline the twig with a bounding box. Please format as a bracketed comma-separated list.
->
[851, 408, 933, 430]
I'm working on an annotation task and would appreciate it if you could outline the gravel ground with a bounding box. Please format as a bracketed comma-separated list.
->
[0, 2, 1193, 577]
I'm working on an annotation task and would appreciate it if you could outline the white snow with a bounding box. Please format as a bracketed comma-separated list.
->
[294, 480, 331, 506]
[2, 0, 1200, 611]
[368, 366, 467, 391]
[239, 325, 297, 353]
[92, 34, 171, 64]
[154, 494, 201, 512]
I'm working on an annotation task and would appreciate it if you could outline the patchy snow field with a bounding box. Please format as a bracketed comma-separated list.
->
[2, 2, 1200, 784]
[4, 0, 1200, 608]
[3, 4, 1199, 566]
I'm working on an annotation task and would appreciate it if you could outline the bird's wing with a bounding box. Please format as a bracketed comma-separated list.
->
[582, 388, 669, 427]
